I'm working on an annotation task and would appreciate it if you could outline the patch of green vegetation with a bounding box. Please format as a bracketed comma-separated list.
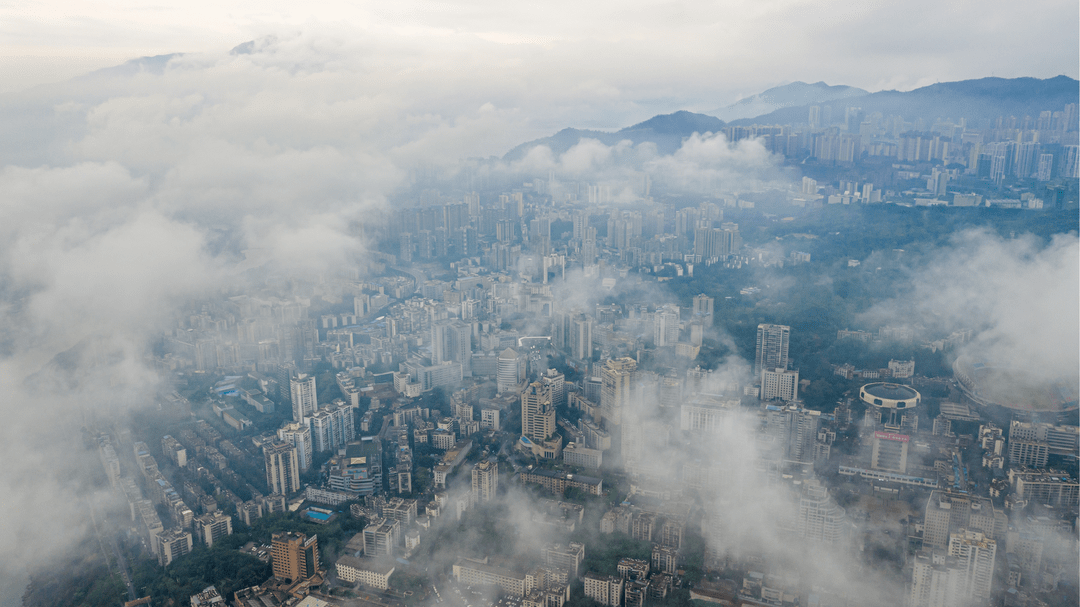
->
[22, 552, 126, 607]
[130, 546, 270, 607]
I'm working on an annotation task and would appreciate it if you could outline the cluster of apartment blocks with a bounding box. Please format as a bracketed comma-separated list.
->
[96, 432, 239, 567]
[450, 541, 585, 607]
[583, 556, 675, 607]
[973, 421, 1080, 506]
[728, 102, 1078, 178]
[392, 185, 749, 277]
[596, 503, 687, 594]
[910, 479, 1078, 601]
[838, 325, 975, 359]
[319, 278, 723, 412]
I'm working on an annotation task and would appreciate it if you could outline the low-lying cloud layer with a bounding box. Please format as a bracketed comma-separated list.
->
[0, 35, 797, 605]
[859, 229, 1080, 387]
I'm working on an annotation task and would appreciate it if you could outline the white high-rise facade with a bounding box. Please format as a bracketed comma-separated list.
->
[692, 293, 714, 326]
[761, 368, 798, 401]
[471, 460, 499, 503]
[909, 552, 966, 607]
[307, 402, 356, 453]
[600, 357, 636, 427]
[497, 348, 524, 393]
[521, 381, 556, 442]
[755, 324, 790, 377]
[948, 530, 996, 603]
[432, 321, 473, 377]
[909, 531, 996, 607]
[554, 310, 593, 361]
[277, 422, 314, 471]
[264, 441, 301, 495]
[291, 373, 317, 423]
[795, 480, 846, 543]
[653, 305, 680, 347]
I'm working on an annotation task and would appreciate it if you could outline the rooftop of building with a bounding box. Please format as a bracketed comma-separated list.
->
[336, 555, 396, 574]
[861, 382, 919, 402]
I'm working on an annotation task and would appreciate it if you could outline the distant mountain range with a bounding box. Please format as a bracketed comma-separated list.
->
[708, 81, 867, 122]
[503, 111, 725, 161]
[727, 75, 1080, 128]
[504, 76, 1080, 161]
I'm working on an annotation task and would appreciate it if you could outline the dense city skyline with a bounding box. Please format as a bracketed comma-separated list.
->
[0, 4, 1078, 607]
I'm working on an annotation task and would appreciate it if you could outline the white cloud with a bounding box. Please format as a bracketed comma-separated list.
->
[859, 229, 1080, 384]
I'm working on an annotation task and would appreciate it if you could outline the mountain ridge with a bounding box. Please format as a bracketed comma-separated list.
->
[724, 75, 1079, 127]
[709, 81, 868, 121]
[503, 76, 1080, 161]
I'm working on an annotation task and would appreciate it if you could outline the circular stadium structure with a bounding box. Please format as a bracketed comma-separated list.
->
[860, 382, 921, 410]
[953, 355, 1079, 417]
[860, 382, 921, 428]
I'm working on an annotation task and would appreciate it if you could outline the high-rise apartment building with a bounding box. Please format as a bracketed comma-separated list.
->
[471, 460, 499, 503]
[600, 357, 637, 428]
[692, 294, 714, 327]
[923, 491, 1003, 549]
[521, 382, 557, 442]
[764, 404, 821, 463]
[432, 321, 473, 376]
[543, 542, 585, 578]
[694, 225, 740, 263]
[272, 532, 320, 583]
[1009, 439, 1050, 468]
[909, 551, 966, 607]
[680, 394, 739, 434]
[553, 310, 593, 361]
[541, 369, 567, 409]
[290, 373, 317, 422]
[363, 518, 399, 557]
[277, 422, 313, 472]
[583, 573, 624, 607]
[659, 373, 682, 411]
[307, 401, 356, 453]
[794, 480, 846, 543]
[572, 211, 588, 242]
[161, 435, 187, 468]
[755, 324, 790, 377]
[653, 305, 680, 347]
[1037, 153, 1054, 181]
[193, 512, 233, 548]
[157, 528, 193, 566]
[264, 441, 301, 496]
[948, 530, 996, 603]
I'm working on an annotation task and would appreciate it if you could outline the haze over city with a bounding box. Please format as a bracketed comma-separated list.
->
[0, 2, 1078, 607]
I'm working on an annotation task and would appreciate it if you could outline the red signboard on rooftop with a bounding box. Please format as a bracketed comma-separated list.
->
[874, 431, 909, 442]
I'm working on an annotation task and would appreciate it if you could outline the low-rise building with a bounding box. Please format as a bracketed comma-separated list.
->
[617, 558, 649, 580]
[453, 558, 529, 596]
[1010, 469, 1079, 509]
[335, 556, 396, 590]
[364, 518, 400, 557]
[190, 585, 225, 606]
[520, 468, 603, 496]
[563, 442, 603, 469]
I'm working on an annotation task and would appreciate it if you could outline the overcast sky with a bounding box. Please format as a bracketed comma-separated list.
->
[3, 0, 1078, 128]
